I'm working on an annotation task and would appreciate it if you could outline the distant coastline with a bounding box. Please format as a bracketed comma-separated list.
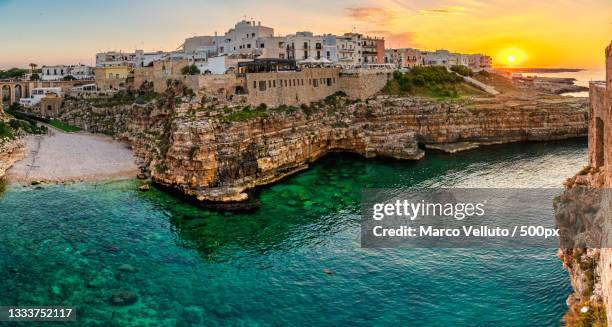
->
[495, 67, 583, 73]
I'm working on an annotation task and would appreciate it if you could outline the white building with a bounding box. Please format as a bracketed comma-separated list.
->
[256, 36, 287, 59]
[19, 87, 63, 107]
[286, 32, 324, 61]
[195, 55, 252, 75]
[336, 34, 362, 67]
[421, 50, 473, 68]
[220, 20, 274, 55]
[41, 65, 93, 81]
[95, 51, 138, 67]
[134, 50, 168, 67]
[322, 35, 338, 63]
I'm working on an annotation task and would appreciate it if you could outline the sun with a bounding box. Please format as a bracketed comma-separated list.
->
[497, 47, 528, 67]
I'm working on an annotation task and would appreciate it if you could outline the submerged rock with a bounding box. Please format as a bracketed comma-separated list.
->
[138, 184, 150, 192]
[117, 264, 137, 273]
[109, 291, 138, 306]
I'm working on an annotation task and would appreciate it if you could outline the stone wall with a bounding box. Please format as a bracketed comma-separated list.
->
[338, 70, 393, 100]
[130, 65, 390, 107]
[243, 68, 341, 107]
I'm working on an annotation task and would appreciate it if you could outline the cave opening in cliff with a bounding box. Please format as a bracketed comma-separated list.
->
[595, 117, 605, 167]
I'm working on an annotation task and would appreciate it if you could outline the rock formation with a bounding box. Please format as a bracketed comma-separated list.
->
[0, 139, 25, 180]
[57, 88, 588, 208]
[556, 42, 611, 326]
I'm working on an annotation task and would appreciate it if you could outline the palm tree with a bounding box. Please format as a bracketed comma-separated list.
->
[29, 63, 37, 73]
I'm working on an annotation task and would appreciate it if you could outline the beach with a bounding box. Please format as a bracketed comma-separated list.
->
[6, 127, 138, 184]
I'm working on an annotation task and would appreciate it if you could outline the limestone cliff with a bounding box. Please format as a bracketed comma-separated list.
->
[0, 139, 25, 180]
[555, 42, 611, 326]
[58, 92, 588, 208]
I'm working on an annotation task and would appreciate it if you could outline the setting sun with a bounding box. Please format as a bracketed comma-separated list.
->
[497, 47, 528, 67]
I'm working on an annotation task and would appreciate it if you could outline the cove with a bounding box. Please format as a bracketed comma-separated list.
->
[0, 139, 586, 326]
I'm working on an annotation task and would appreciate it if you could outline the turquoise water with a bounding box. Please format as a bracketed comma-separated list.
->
[0, 139, 587, 326]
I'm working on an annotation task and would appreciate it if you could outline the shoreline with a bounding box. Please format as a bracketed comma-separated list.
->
[5, 128, 138, 185]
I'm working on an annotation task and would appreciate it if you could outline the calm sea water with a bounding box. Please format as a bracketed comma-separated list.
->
[518, 69, 605, 97]
[0, 139, 587, 326]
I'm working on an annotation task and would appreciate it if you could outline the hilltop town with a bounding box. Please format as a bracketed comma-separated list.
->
[0, 19, 495, 112]
[0, 19, 590, 207]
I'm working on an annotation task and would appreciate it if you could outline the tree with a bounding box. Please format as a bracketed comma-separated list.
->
[63, 75, 76, 81]
[181, 64, 200, 75]
[30, 73, 40, 81]
[29, 63, 37, 73]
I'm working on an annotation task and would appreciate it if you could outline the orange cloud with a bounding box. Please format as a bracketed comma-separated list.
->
[345, 7, 396, 24]
[419, 5, 467, 16]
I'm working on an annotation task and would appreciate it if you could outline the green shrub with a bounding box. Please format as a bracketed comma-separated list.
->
[450, 65, 473, 77]
[383, 66, 464, 98]
[181, 64, 200, 75]
[0, 121, 14, 139]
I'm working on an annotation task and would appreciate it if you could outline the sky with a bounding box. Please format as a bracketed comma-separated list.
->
[0, 0, 610, 69]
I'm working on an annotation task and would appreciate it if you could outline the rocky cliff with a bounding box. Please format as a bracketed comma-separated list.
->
[57, 90, 588, 208]
[0, 139, 25, 180]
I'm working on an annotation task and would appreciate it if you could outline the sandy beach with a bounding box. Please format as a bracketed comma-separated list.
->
[6, 128, 138, 184]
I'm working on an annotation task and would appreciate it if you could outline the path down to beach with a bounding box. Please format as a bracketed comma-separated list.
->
[7, 127, 138, 184]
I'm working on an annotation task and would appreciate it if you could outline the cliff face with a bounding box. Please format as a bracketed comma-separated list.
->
[0, 139, 25, 180]
[555, 42, 611, 326]
[59, 93, 588, 207]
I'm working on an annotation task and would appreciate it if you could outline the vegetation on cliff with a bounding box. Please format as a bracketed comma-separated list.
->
[6, 107, 74, 133]
[450, 65, 474, 77]
[382, 67, 484, 98]
[1, 105, 48, 142]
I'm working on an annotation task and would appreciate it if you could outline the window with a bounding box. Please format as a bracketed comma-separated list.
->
[259, 81, 267, 91]
[273, 80, 276, 87]
[260, 43, 265, 48]
[268, 80, 272, 88]
[313, 79, 319, 87]
[303, 51, 308, 59]
[251, 33, 255, 37]
[247, 44, 251, 49]
[303, 42, 308, 49]
[253, 81, 257, 89]
[326, 78, 332, 86]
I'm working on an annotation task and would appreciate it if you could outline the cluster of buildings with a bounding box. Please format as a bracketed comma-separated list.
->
[384, 48, 492, 71]
[38, 64, 94, 81]
[94, 20, 387, 74]
[11, 19, 493, 112]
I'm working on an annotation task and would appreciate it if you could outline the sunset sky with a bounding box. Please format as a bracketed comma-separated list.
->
[0, 0, 610, 69]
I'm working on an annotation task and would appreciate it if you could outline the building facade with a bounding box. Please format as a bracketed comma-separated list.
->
[41, 65, 94, 81]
